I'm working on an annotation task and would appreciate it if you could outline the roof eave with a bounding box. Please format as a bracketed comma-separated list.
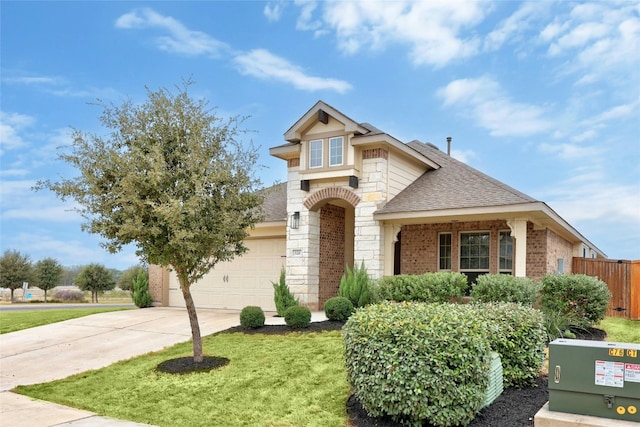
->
[353, 134, 441, 170]
[284, 101, 368, 142]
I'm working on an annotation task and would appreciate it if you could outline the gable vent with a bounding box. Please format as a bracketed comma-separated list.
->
[318, 109, 329, 124]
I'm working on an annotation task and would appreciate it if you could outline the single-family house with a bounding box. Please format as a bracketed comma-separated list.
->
[149, 101, 605, 311]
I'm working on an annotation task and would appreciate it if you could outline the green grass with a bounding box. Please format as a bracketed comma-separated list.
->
[0, 307, 134, 334]
[16, 331, 349, 427]
[598, 317, 640, 343]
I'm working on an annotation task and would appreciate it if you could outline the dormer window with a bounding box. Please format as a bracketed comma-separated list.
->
[329, 137, 343, 166]
[308, 136, 345, 169]
[309, 139, 323, 168]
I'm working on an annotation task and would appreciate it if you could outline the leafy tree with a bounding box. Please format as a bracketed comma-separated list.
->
[74, 263, 116, 303]
[36, 80, 263, 362]
[0, 250, 32, 302]
[33, 257, 64, 302]
[118, 265, 147, 291]
[132, 270, 153, 308]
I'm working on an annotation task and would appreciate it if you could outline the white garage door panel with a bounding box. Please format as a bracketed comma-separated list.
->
[168, 238, 285, 311]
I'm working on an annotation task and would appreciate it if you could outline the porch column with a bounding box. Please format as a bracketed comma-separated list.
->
[383, 224, 401, 277]
[507, 219, 527, 277]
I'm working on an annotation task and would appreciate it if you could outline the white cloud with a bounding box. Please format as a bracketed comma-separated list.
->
[264, 1, 285, 22]
[450, 148, 475, 164]
[295, 0, 487, 67]
[437, 76, 552, 137]
[1, 76, 61, 85]
[234, 49, 352, 93]
[115, 8, 229, 58]
[539, 142, 602, 160]
[0, 112, 35, 153]
[484, 2, 547, 51]
[541, 3, 640, 86]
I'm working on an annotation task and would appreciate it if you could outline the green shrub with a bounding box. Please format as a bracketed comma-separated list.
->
[470, 274, 539, 306]
[132, 271, 153, 308]
[324, 296, 354, 321]
[373, 272, 467, 304]
[240, 306, 265, 329]
[338, 261, 373, 308]
[471, 302, 546, 388]
[284, 305, 311, 328]
[540, 274, 611, 328]
[343, 302, 490, 427]
[543, 309, 578, 341]
[272, 267, 298, 317]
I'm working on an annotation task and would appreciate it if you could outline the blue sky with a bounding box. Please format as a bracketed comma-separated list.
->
[1, 1, 639, 270]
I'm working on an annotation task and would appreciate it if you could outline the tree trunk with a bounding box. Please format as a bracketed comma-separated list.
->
[180, 281, 204, 363]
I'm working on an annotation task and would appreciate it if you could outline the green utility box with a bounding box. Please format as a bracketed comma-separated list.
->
[549, 339, 640, 423]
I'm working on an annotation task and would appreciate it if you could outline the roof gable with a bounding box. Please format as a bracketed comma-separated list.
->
[284, 101, 369, 142]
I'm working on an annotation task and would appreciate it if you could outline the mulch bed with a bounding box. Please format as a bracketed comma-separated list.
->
[158, 319, 606, 426]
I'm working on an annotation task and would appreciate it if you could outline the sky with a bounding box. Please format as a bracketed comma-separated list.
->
[1, 1, 639, 270]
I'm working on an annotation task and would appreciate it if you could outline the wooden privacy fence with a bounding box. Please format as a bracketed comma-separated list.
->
[572, 258, 639, 320]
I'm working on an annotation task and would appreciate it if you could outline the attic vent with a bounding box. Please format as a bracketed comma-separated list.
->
[318, 109, 329, 124]
[426, 142, 440, 150]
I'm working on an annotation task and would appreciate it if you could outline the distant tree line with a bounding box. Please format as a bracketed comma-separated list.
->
[0, 249, 147, 303]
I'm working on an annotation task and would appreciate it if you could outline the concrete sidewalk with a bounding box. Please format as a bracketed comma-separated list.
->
[1, 307, 326, 426]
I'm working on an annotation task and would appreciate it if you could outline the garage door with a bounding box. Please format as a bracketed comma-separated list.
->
[168, 238, 286, 311]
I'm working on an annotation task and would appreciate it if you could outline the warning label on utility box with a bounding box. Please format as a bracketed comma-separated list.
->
[595, 360, 625, 388]
[625, 363, 640, 383]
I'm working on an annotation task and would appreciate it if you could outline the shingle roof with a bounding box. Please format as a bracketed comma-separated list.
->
[375, 141, 539, 214]
[259, 182, 287, 222]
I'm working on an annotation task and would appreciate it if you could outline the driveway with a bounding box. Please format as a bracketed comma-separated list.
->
[0, 307, 292, 426]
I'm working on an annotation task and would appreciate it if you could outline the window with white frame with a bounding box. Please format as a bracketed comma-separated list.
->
[459, 232, 490, 286]
[438, 232, 452, 270]
[309, 139, 323, 168]
[499, 231, 513, 273]
[329, 136, 343, 166]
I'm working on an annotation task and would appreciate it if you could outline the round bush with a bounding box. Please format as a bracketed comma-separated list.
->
[344, 302, 490, 427]
[470, 274, 540, 306]
[324, 296, 354, 321]
[240, 306, 265, 329]
[284, 305, 311, 328]
[471, 302, 546, 388]
[540, 274, 611, 328]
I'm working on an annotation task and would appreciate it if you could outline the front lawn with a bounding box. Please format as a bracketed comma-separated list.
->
[0, 307, 133, 334]
[15, 330, 349, 427]
[599, 317, 640, 343]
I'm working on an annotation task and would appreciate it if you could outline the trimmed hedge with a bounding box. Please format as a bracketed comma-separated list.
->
[240, 306, 265, 329]
[470, 274, 539, 306]
[540, 274, 611, 328]
[324, 296, 354, 321]
[284, 305, 311, 328]
[343, 302, 490, 427]
[471, 302, 546, 388]
[373, 272, 468, 304]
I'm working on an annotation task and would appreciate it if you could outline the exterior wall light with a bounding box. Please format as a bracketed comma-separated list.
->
[290, 211, 300, 229]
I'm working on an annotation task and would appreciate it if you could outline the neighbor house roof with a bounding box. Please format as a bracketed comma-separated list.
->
[259, 182, 287, 222]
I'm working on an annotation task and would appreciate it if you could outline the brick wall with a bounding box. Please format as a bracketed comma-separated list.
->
[401, 220, 511, 275]
[319, 204, 345, 307]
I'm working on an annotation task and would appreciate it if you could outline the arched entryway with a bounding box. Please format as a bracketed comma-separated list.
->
[304, 188, 359, 309]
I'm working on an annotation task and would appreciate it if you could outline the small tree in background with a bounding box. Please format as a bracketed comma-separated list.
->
[33, 257, 64, 302]
[0, 249, 32, 302]
[118, 265, 147, 292]
[75, 263, 116, 303]
[273, 267, 298, 316]
[339, 261, 372, 308]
